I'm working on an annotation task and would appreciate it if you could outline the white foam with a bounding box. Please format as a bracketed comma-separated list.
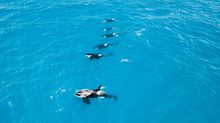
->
[120, 59, 131, 63]
[55, 107, 64, 113]
[61, 89, 66, 93]
[8, 101, 13, 107]
[49, 96, 54, 99]
[135, 28, 146, 37]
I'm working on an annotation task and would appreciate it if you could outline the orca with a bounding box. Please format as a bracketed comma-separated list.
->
[93, 43, 113, 50]
[85, 53, 103, 60]
[102, 18, 116, 23]
[75, 85, 117, 104]
[103, 27, 116, 32]
[102, 32, 119, 38]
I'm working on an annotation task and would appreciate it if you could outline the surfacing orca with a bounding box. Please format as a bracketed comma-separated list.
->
[102, 32, 119, 38]
[85, 53, 113, 60]
[93, 43, 113, 50]
[103, 27, 116, 32]
[102, 18, 117, 23]
[75, 85, 117, 104]
[85, 53, 104, 60]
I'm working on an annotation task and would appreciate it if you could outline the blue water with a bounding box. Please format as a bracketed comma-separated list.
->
[1, 0, 220, 122]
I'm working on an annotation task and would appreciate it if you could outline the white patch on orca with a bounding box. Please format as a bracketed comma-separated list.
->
[85, 55, 92, 58]
[100, 86, 105, 89]
[98, 97, 105, 99]
[75, 89, 93, 98]
[97, 91, 105, 95]
[113, 32, 119, 37]
[135, 28, 146, 37]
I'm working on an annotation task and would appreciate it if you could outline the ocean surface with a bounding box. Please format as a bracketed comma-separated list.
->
[0, 0, 220, 123]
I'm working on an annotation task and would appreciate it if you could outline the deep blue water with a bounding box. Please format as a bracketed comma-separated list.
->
[1, 0, 220, 123]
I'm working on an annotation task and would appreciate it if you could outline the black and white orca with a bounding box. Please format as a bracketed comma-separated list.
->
[103, 27, 116, 32]
[85, 53, 103, 60]
[102, 32, 119, 38]
[93, 43, 113, 50]
[102, 18, 117, 23]
[75, 85, 117, 104]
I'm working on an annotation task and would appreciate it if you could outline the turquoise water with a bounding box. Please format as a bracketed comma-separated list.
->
[1, 0, 220, 122]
